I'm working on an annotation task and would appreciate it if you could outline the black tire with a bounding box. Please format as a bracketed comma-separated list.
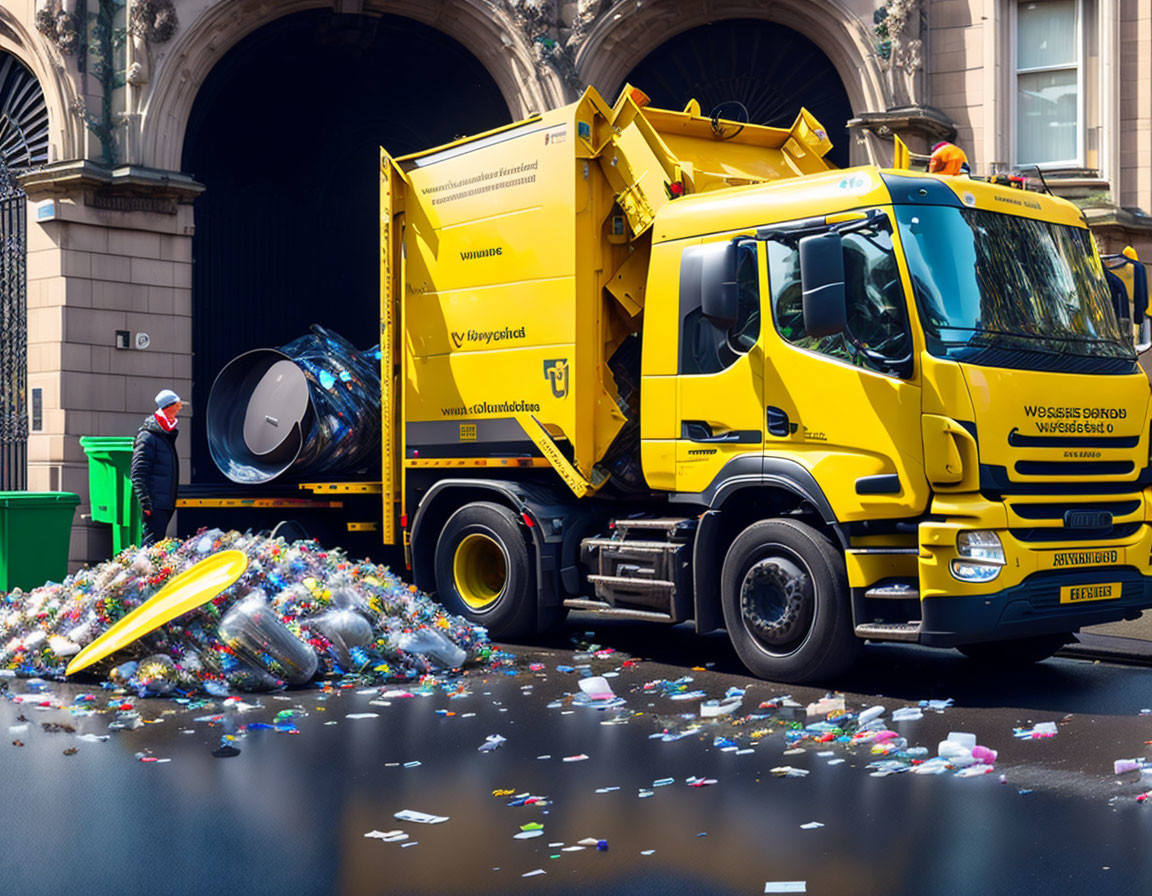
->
[957, 633, 1071, 666]
[434, 502, 537, 639]
[720, 519, 858, 683]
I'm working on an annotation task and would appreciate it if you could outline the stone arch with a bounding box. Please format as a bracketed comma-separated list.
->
[0, 9, 80, 164]
[139, 0, 561, 172]
[575, 0, 886, 161]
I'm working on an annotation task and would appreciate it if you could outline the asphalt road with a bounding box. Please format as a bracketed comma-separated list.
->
[5, 619, 1152, 896]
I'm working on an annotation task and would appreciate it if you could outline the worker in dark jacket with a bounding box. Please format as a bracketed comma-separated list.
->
[131, 389, 182, 546]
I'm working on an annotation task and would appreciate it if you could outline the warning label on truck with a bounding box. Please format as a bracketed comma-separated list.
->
[424, 161, 539, 206]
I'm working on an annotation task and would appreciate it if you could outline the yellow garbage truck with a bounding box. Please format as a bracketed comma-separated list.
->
[374, 85, 1152, 681]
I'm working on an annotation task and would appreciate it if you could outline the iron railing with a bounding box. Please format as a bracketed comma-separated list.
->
[0, 177, 27, 490]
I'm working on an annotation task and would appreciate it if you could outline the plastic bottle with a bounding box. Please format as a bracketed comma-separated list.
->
[396, 627, 467, 669]
[218, 591, 317, 685]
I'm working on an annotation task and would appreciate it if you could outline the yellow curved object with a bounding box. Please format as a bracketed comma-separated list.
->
[65, 550, 249, 676]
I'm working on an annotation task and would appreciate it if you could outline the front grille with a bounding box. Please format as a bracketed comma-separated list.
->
[1010, 500, 1141, 521]
[1008, 429, 1141, 449]
[1011, 522, 1143, 543]
[1015, 460, 1135, 477]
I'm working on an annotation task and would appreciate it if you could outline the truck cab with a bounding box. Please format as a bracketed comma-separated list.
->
[629, 166, 1151, 679]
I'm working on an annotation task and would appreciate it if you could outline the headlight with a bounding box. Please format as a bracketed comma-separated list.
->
[950, 530, 1005, 583]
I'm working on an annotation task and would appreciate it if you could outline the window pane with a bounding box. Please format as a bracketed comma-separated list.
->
[680, 241, 760, 375]
[1018, 0, 1077, 69]
[769, 220, 910, 375]
[1017, 69, 1078, 164]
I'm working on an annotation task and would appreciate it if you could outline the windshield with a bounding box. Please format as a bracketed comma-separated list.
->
[894, 204, 1135, 373]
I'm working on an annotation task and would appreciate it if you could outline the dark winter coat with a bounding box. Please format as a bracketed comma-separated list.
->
[130, 416, 179, 512]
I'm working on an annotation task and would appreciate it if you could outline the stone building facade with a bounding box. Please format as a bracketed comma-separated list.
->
[0, 0, 1149, 566]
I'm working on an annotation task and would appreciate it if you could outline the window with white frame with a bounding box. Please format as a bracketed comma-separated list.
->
[1015, 0, 1081, 167]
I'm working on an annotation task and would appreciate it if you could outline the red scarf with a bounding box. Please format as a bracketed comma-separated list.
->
[154, 410, 177, 432]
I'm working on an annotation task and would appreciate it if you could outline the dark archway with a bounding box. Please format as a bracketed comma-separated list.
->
[182, 10, 511, 482]
[622, 19, 853, 168]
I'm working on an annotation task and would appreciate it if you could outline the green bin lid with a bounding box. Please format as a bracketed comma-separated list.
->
[0, 491, 81, 506]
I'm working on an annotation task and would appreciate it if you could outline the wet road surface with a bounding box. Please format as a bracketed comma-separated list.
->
[5, 618, 1152, 895]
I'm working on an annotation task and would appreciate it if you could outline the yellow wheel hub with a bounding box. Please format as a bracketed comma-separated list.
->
[453, 533, 507, 609]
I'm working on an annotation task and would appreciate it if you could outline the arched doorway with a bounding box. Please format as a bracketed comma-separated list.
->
[1, 50, 48, 490]
[621, 19, 853, 168]
[182, 10, 511, 482]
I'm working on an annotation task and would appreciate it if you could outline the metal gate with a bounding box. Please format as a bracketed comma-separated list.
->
[1, 50, 49, 491]
[0, 170, 28, 490]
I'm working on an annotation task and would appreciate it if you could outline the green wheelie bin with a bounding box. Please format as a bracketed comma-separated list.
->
[79, 436, 143, 555]
[0, 491, 80, 591]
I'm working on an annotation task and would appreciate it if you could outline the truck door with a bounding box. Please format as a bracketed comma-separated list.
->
[674, 238, 766, 493]
[761, 212, 929, 520]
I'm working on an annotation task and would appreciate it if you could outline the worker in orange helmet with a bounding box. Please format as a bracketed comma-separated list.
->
[928, 141, 970, 176]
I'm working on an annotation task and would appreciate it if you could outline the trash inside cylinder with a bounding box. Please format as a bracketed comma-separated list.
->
[206, 325, 381, 483]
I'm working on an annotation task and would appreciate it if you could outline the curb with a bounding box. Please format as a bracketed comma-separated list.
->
[1058, 633, 1152, 667]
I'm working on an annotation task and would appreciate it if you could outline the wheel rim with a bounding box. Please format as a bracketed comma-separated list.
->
[738, 553, 815, 655]
[453, 533, 507, 610]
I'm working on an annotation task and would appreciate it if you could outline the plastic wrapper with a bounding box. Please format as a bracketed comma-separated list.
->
[396, 627, 468, 670]
[207, 325, 381, 484]
[308, 609, 375, 671]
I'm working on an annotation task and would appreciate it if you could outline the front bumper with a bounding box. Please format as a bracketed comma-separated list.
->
[919, 567, 1151, 647]
[917, 501, 1152, 646]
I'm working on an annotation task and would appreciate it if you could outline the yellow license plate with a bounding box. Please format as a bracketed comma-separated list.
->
[1059, 582, 1122, 604]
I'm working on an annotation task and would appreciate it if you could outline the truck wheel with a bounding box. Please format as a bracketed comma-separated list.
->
[434, 502, 536, 640]
[957, 633, 1071, 665]
[720, 519, 857, 683]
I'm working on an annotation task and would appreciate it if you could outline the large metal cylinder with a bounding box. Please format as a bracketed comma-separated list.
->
[206, 326, 380, 484]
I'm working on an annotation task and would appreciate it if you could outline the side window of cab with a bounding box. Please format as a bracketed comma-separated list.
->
[769, 216, 911, 375]
[679, 240, 760, 375]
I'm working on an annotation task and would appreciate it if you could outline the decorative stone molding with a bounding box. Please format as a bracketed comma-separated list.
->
[127, 0, 179, 88]
[139, 1, 558, 172]
[873, 0, 924, 108]
[502, 0, 583, 96]
[34, 2, 80, 56]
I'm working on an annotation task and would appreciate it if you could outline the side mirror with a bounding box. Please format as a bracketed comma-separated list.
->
[1134, 264, 1151, 353]
[799, 232, 846, 337]
[699, 241, 739, 329]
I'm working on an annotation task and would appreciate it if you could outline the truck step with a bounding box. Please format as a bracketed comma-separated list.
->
[854, 622, 922, 643]
[612, 517, 697, 539]
[864, 583, 920, 600]
[586, 573, 675, 592]
[583, 538, 683, 553]
[563, 599, 674, 622]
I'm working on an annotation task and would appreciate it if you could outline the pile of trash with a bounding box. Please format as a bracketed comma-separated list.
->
[0, 529, 489, 695]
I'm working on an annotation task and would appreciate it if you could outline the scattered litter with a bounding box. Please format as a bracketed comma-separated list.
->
[364, 830, 408, 842]
[479, 734, 506, 752]
[346, 713, 379, 720]
[393, 810, 448, 824]
[563, 754, 589, 762]
[770, 766, 810, 778]
[1014, 722, 1058, 739]
[891, 707, 923, 722]
[764, 883, 806, 894]
[522, 869, 546, 878]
